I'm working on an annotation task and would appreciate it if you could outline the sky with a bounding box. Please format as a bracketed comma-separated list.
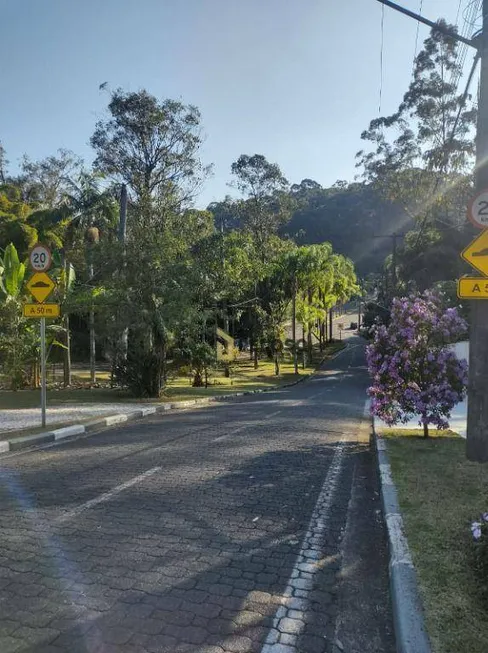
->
[0, 0, 481, 208]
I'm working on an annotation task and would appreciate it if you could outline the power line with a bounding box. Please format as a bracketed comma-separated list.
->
[412, 0, 424, 71]
[414, 50, 480, 247]
[379, 3, 385, 114]
[455, 0, 463, 24]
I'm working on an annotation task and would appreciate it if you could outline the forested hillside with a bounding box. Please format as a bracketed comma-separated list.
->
[282, 179, 412, 277]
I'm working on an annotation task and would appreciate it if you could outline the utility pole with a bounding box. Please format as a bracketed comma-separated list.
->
[373, 232, 403, 295]
[40, 318, 46, 427]
[376, 0, 488, 461]
[292, 275, 298, 374]
[467, 1, 488, 462]
[118, 184, 128, 363]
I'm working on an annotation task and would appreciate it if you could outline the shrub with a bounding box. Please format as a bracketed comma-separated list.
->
[113, 350, 164, 397]
[367, 291, 468, 436]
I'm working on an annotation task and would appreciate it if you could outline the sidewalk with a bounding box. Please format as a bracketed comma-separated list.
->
[0, 402, 159, 436]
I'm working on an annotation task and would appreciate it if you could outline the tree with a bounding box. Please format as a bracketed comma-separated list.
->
[366, 291, 468, 437]
[207, 196, 241, 232]
[0, 142, 7, 184]
[19, 149, 83, 208]
[0, 184, 37, 255]
[231, 154, 292, 259]
[356, 22, 477, 294]
[91, 89, 210, 220]
[88, 89, 214, 396]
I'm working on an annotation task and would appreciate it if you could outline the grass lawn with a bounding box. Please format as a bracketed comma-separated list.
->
[0, 341, 345, 412]
[383, 429, 488, 653]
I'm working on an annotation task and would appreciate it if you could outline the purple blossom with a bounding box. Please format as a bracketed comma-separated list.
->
[367, 291, 468, 432]
[472, 522, 482, 541]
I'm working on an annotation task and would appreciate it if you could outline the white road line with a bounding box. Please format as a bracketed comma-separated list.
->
[212, 423, 251, 442]
[260, 441, 345, 651]
[264, 410, 282, 420]
[55, 466, 161, 523]
[260, 398, 370, 652]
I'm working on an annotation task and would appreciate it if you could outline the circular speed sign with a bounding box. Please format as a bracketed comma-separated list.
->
[29, 244, 52, 272]
[468, 189, 488, 229]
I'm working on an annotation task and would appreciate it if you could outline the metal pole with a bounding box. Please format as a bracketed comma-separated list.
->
[467, 1, 488, 462]
[40, 318, 46, 428]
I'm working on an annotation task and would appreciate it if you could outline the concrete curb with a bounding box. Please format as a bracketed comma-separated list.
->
[372, 418, 432, 653]
[0, 344, 347, 455]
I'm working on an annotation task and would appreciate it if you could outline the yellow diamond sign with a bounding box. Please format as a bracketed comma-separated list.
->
[461, 230, 488, 277]
[26, 272, 55, 303]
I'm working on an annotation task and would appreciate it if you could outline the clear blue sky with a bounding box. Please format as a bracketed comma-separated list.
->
[0, 0, 479, 207]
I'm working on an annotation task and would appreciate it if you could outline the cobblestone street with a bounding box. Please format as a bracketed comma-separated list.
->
[0, 340, 394, 652]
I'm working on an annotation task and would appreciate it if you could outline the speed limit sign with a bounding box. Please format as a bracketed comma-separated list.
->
[468, 189, 488, 229]
[29, 244, 52, 272]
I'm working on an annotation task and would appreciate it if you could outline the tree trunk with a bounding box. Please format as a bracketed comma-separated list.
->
[63, 313, 71, 387]
[423, 421, 429, 438]
[329, 308, 333, 342]
[254, 342, 258, 370]
[307, 288, 313, 360]
[89, 306, 96, 386]
[274, 354, 280, 376]
[292, 276, 298, 374]
[88, 257, 96, 386]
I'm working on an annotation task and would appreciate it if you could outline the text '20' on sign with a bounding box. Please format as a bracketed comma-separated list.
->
[468, 190, 488, 229]
[29, 244, 52, 272]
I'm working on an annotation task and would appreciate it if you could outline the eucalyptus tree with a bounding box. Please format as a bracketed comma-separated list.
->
[357, 22, 476, 292]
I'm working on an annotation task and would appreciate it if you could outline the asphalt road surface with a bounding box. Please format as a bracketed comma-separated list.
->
[0, 336, 394, 653]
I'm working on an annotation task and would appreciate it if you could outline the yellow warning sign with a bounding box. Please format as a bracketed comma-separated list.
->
[461, 230, 488, 277]
[23, 303, 60, 318]
[457, 277, 488, 299]
[26, 272, 56, 303]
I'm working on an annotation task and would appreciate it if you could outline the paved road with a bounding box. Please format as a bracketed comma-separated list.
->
[0, 337, 394, 653]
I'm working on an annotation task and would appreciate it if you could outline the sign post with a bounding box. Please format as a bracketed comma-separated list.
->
[23, 243, 58, 429]
[40, 318, 46, 428]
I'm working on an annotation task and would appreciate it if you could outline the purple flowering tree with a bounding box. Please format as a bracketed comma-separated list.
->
[366, 292, 468, 437]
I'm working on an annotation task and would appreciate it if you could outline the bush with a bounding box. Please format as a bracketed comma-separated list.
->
[113, 350, 164, 397]
[367, 291, 468, 435]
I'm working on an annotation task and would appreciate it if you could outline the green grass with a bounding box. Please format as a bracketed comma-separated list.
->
[0, 341, 345, 418]
[382, 430, 488, 653]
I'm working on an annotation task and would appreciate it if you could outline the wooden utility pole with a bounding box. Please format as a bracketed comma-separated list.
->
[377, 0, 487, 461]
